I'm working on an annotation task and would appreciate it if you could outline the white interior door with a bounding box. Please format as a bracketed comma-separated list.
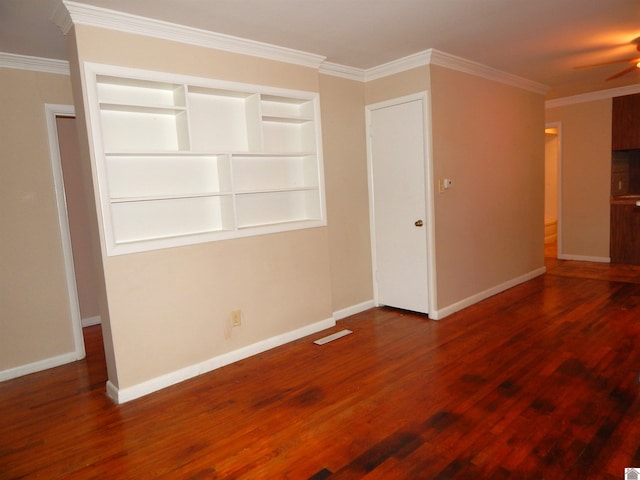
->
[367, 95, 429, 314]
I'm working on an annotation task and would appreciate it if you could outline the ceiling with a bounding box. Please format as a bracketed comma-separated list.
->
[1, 0, 640, 98]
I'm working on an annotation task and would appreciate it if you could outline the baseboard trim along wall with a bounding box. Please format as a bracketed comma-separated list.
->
[333, 300, 375, 321]
[0, 350, 81, 382]
[82, 315, 102, 327]
[558, 254, 610, 263]
[1, 317, 100, 381]
[107, 316, 336, 404]
[431, 267, 547, 320]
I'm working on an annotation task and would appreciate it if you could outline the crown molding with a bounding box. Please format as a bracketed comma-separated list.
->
[0, 52, 70, 75]
[427, 49, 549, 95]
[365, 50, 432, 81]
[546, 83, 640, 108]
[319, 62, 365, 81]
[50, 0, 73, 34]
[56, 0, 326, 69]
[52, 1, 549, 93]
[357, 49, 549, 94]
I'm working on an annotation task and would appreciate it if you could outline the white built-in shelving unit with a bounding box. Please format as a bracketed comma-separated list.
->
[83, 63, 325, 255]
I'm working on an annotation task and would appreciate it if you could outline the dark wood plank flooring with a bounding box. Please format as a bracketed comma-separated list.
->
[2, 258, 640, 479]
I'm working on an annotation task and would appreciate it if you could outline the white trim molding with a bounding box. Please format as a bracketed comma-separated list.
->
[362, 49, 549, 94]
[0, 104, 85, 382]
[106, 316, 336, 403]
[426, 50, 549, 95]
[45, 103, 86, 361]
[0, 52, 70, 75]
[557, 254, 610, 263]
[51, 0, 550, 94]
[0, 351, 80, 382]
[319, 62, 365, 82]
[55, 1, 326, 69]
[82, 315, 102, 327]
[365, 50, 432, 82]
[546, 83, 640, 109]
[333, 300, 375, 321]
[321, 49, 549, 95]
[430, 267, 547, 320]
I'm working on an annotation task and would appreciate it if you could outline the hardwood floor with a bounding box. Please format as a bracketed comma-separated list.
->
[3, 258, 640, 479]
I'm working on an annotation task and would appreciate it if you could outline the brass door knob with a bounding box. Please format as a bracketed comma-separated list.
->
[414, 219, 424, 227]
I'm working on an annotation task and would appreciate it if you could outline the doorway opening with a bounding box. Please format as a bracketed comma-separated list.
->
[45, 104, 102, 362]
[544, 124, 561, 259]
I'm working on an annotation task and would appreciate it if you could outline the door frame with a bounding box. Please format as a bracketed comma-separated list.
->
[45, 103, 85, 359]
[365, 92, 438, 317]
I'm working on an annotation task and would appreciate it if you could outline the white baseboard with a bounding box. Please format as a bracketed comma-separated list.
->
[557, 253, 610, 263]
[333, 299, 375, 320]
[106, 316, 336, 404]
[82, 315, 101, 327]
[430, 267, 547, 320]
[0, 351, 81, 382]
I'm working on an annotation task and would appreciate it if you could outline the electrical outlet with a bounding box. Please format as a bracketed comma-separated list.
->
[231, 309, 242, 327]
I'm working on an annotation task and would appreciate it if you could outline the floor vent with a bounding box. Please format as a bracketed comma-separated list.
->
[313, 329, 353, 345]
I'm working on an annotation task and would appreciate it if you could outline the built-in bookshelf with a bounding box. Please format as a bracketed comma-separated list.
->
[84, 63, 325, 255]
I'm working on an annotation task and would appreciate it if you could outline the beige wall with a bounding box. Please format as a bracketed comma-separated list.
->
[0, 28, 374, 389]
[2, 23, 550, 391]
[365, 66, 430, 105]
[546, 100, 611, 259]
[364, 64, 545, 313]
[319, 74, 373, 311]
[70, 25, 335, 389]
[103, 230, 333, 387]
[429, 65, 545, 309]
[75, 27, 318, 91]
[0, 68, 77, 370]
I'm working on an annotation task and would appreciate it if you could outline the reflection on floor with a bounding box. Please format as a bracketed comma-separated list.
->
[545, 241, 640, 284]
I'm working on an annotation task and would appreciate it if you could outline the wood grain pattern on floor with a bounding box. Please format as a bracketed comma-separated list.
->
[2, 258, 640, 479]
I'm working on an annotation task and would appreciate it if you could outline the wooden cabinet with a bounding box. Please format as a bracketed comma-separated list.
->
[612, 93, 640, 150]
[84, 63, 325, 255]
[611, 199, 640, 264]
[611, 95, 640, 264]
